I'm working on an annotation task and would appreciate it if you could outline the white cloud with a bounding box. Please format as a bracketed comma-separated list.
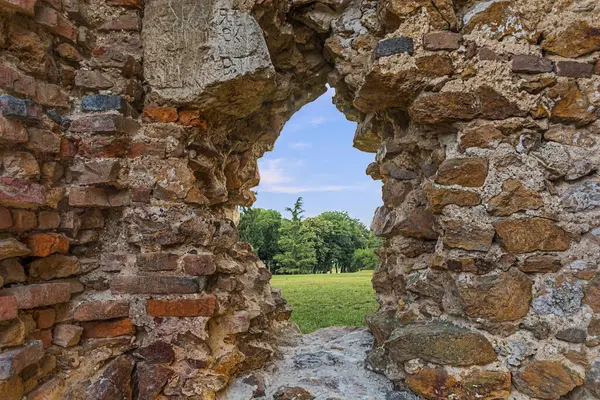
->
[259, 158, 294, 185]
[288, 141, 312, 150]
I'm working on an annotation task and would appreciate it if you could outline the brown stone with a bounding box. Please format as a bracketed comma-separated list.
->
[74, 70, 113, 90]
[556, 61, 594, 78]
[146, 295, 216, 317]
[488, 180, 543, 216]
[0, 116, 28, 144]
[513, 360, 583, 399]
[0, 296, 18, 321]
[74, 300, 130, 321]
[457, 268, 532, 322]
[493, 218, 569, 253]
[435, 158, 488, 187]
[407, 368, 511, 400]
[459, 124, 504, 150]
[22, 233, 69, 257]
[547, 82, 597, 127]
[544, 125, 596, 148]
[86, 356, 134, 400]
[423, 31, 461, 50]
[0, 207, 12, 229]
[541, 20, 600, 58]
[0, 318, 24, 347]
[396, 208, 438, 240]
[155, 159, 196, 199]
[69, 159, 120, 185]
[0, 374, 24, 400]
[52, 324, 83, 347]
[37, 211, 61, 230]
[110, 276, 201, 294]
[409, 92, 479, 124]
[134, 362, 173, 400]
[584, 275, 600, 313]
[0, 340, 43, 380]
[0, 237, 30, 260]
[133, 341, 175, 363]
[0, 0, 36, 15]
[386, 322, 496, 366]
[0, 177, 45, 209]
[178, 109, 208, 127]
[415, 54, 454, 77]
[519, 255, 562, 273]
[142, 106, 178, 123]
[33, 308, 56, 329]
[81, 318, 135, 339]
[25, 377, 64, 400]
[2, 152, 40, 180]
[69, 114, 139, 135]
[182, 253, 216, 276]
[273, 386, 315, 400]
[443, 219, 495, 252]
[98, 14, 141, 31]
[463, 1, 537, 43]
[0, 259, 26, 284]
[69, 187, 130, 208]
[137, 252, 178, 271]
[28, 255, 80, 281]
[425, 183, 480, 213]
[511, 55, 553, 74]
[0, 283, 71, 309]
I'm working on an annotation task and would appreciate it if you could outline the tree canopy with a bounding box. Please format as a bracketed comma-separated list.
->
[239, 197, 382, 274]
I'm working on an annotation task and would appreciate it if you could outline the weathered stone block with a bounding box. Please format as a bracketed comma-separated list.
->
[0, 0, 36, 15]
[137, 252, 178, 271]
[493, 218, 569, 253]
[74, 300, 129, 322]
[69, 114, 139, 135]
[0, 177, 45, 209]
[0, 283, 71, 309]
[556, 61, 594, 78]
[511, 55, 553, 74]
[513, 360, 583, 399]
[28, 255, 79, 281]
[435, 158, 488, 187]
[488, 180, 543, 216]
[0, 237, 31, 260]
[133, 341, 174, 363]
[22, 233, 69, 257]
[110, 276, 202, 294]
[10, 209, 36, 231]
[0, 95, 41, 121]
[0, 296, 18, 321]
[423, 31, 461, 50]
[52, 324, 83, 347]
[142, 106, 178, 123]
[182, 253, 216, 276]
[442, 219, 494, 252]
[81, 95, 128, 113]
[26, 128, 61, 154]
[143, 1, 275, 116]
[0, 116, 28, 144]
[385, 322, 496, 366]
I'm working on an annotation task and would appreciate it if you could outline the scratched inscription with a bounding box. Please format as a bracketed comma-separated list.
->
[143, 0, 270, 93]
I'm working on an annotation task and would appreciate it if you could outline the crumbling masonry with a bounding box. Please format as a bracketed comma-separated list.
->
[0, 0, 600, 398]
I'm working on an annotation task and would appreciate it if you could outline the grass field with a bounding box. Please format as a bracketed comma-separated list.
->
[270, 270, 379, 333]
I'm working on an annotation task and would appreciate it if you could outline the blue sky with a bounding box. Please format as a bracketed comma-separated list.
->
[253, 87, 382, 226]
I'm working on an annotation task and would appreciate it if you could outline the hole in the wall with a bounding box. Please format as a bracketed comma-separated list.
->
[238, 87, 383, 334]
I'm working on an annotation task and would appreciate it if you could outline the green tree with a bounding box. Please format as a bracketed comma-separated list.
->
[274, 197, 317, 274]
[351, 247, 379, 271]
[238, 208, 282, 271]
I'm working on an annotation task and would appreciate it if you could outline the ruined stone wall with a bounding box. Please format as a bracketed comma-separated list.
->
[0, 0, 599, 399]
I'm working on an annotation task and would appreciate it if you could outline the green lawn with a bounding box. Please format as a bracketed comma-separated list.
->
[270, 270, 379, 333]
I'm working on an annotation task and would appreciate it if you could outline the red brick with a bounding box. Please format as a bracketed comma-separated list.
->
[69, 114, 139, 135]
[142, 106, 178, 123]
[110, 276, 201, 294]
[146, 295, 216, 317]
[81, 318, 135, 339]
[78, 136, 129, 158]
[26, 128, 61, 154]
[27, 329, 52, 349]
[556, 61, 594, 78]
[22, 233, 69, 257]
[52, 324, 82, 347]
[106, 0, 141, 8]
[37, 211, 60, 230]
[0, 177, 45, 209]
[73, 300, 129, 321]
[10, 209, 36, 231]
[0, 207, 13, 229]
[0, 283, 71, 309]
[128, 140, 167, 158]
[33, 308, 56, 329]
[178, 109, 207, 128]
[511, 55, 553, 74]
[0, 340, 44, 380]
[0, 0, 37, 15]
[182, 253, 216, 276]
[137, 253, 178, 271]
[98, 13, 141, 31]
[0, 116, 28, 144]
[423, 31, 461, 50]
[0, 296, 18, 321]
